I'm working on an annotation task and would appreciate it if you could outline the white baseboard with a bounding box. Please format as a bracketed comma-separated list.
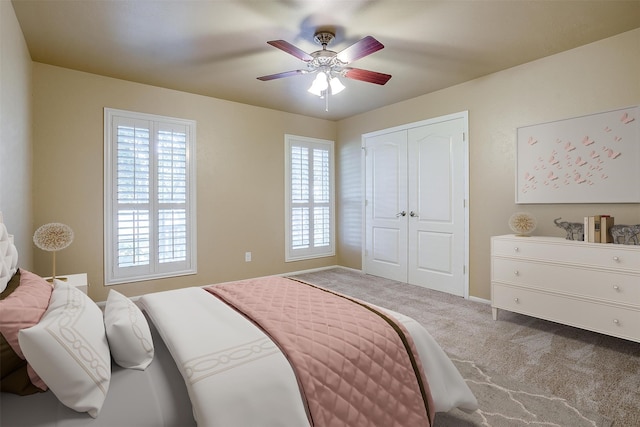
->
[469, 295, 491, 305]
[284, 265, 364, 276]
[278, 265, 344, 276]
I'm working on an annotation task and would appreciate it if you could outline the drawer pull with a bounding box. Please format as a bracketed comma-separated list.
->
[612, 256, 620, 262]
[613, 319, 620, 325]
[613, 285, 620, 291]
[514, 247, 519, 253]
[514, 270, 520, 276]
[514, 297, 519, 303]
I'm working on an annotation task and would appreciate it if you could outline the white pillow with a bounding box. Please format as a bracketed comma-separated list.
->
[104, 289, 154, 370]
[0, 223, 18, 293]
[18, 280, 111, 418]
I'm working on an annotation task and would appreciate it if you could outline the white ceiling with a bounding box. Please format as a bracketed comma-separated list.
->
[11, 0, 640, 121]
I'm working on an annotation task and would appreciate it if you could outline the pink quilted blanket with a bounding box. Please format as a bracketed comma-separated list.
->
[205, 276, 434, 427]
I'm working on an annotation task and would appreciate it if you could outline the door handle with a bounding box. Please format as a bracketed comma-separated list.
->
[396, 211, 407, 217]
[410, 211, 419, 217]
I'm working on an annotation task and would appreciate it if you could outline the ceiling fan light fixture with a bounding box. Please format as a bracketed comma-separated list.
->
[308, 71, 329, 96]
[329, 76, 345, 95]
[308, 86, 323, 97]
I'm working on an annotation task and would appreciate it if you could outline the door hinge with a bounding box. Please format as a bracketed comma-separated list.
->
[462, 132, 466, 141]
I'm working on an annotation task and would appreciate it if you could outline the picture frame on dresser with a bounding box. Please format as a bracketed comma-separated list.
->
[515, 105, 640, 204]
[491, 235, 640, 343]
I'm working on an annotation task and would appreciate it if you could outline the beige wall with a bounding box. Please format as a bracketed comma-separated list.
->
[0, 1, 33, 269]
[336, 29, 640, 300]
[31, 64, 337, 301]
[15, 20, 640, 303]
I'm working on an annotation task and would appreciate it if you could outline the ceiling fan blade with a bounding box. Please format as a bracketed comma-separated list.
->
[267, 40, 314, 62]
[336, 36, 384, 64]
[257, 70, 307, 81]
[344, 68, 392, 85]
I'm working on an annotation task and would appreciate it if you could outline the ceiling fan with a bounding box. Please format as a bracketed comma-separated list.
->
[257, 30, 392, 95]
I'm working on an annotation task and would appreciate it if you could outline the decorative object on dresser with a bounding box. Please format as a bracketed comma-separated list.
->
[583, 215, 616, 243]
[32, 223, 73, 282]
[600, 215, 615, 243]
[610, 224, 640, 245]
[508, 212, 537, 236]
[553, 217, 584, 240]
[491, 235, 640, 343]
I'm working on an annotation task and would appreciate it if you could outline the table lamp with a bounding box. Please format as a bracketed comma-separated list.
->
[33, 222, 74, 282]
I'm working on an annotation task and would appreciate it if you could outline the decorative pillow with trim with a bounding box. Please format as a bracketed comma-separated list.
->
[104, 289, 154, 370]
[19, 280, 111, 418]
[0, 269, 52, 394]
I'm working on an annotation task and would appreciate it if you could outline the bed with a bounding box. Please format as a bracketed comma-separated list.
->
[0, 213, 477, 426]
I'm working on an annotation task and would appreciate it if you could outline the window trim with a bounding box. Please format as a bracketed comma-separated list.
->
[104, 108, 197, 285]
[284, 134, 335, 262]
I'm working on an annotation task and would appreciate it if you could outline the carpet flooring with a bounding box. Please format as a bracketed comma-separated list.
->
[292, 268, 640, 426]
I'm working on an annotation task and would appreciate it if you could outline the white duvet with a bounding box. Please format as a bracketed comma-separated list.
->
[141, 286, 477, 426]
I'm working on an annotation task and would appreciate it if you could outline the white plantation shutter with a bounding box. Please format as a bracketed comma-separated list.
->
[105, 109, 196, 285]
[156, 123, 188, 265]
[285, 135, 335, 261]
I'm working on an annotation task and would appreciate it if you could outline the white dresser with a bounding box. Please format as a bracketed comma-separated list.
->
[491, 235, 640, 342]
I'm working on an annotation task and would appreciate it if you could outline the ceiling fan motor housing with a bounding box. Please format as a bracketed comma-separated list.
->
[313, 31, 335, 47]
[310, 31, 342, 73]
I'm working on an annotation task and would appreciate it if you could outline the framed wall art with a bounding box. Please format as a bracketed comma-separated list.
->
[516, 105, 640, 204]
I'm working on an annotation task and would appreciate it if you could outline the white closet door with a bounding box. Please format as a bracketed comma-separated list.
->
[363, 113, 468, 298]
[407, 118, 466, 296]
[364, 130, 408, 282]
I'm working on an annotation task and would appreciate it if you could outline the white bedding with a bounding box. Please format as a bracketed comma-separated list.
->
[142, 287, 310, 426]
[141, 285, 477, 426]
[2, 284, 477, 426]
[0, 314, 196, 427]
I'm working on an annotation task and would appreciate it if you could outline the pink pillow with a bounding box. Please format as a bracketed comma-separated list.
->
[0, 269, 53, 390]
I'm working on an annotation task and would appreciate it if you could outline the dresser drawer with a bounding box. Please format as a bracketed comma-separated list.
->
[492, 284, 640, 342]
[492, 236, 640, 270]
[492, 258, 640, 306]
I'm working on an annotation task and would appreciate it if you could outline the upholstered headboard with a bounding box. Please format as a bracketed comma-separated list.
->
[0, 212, 20, 292]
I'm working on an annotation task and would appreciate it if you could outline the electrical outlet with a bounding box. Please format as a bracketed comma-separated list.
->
[245, 252, 252, 262]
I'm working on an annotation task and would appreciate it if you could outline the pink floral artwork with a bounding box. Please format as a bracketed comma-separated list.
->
[517, 106, 639, 203]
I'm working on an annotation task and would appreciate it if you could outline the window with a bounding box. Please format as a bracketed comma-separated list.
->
[285, 134, 335, 261]
[104, 108, 196, 285]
